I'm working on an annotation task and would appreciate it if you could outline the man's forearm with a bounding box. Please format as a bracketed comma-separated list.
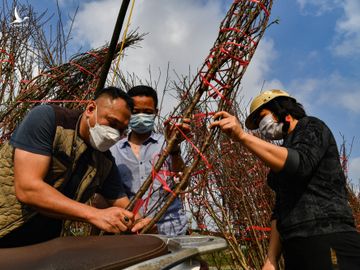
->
[17, 179, 97, 223]
[109, 196, 131, 208]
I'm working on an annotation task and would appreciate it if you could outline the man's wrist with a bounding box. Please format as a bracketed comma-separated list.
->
[169, 146, 181, 155]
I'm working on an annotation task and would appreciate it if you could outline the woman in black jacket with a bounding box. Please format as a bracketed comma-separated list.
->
[211, 89, 360, 270]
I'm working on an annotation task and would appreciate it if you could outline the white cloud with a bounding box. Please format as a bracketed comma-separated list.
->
[288, 77, 321, 108]
[318, 73, 360, 114]
[57, 0, 74, 7]
[71, 0, 119, 48]
[296, 0, 360, 57]
[340, 91, 360, 114]
[241, 38, 284, 107]
[120, 0, 223, 82]
[296, 0, 340, 16]
[72, 0, 223, 65]
[57, 0, 66, 6]
[348, 156, 360, 187]
[77, 2, 215, 58]
[288, 72, 360, 115]
[333, 0, 360, 57]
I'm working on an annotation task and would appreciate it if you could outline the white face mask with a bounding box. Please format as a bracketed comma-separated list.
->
[87, 108, 121, 152]
[259, 114, 284, 140]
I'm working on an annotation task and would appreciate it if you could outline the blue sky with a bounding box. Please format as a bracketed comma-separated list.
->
[15, 0, 360, 184]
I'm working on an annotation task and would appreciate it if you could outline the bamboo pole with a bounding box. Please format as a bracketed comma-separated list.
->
[95, 0, 131, 91]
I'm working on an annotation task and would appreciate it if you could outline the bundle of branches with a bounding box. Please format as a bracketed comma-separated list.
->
[185, 117, 276, 269]
[127, 0, 275, 239]
[0, 32, 142, 143]
[348, 188, 360, 230]
[339, 139, 360, 229]
[0, 1, 143, 143]
[0, 2, 52, 141]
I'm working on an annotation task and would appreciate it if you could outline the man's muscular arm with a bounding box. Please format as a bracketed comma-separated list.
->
[14, 148, 133, 233]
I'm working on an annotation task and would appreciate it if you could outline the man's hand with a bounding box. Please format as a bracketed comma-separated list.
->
[164, 117, 191, 146]
[130, 216, 153, 233]
[89, 207, 134, 233]
[106, 196, 153, 233]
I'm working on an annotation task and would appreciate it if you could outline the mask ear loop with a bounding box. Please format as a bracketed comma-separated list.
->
[93, 105, 98, 125]
[282, 115, 291, 134]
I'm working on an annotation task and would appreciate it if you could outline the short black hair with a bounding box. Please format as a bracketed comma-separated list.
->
[262, 96, 307, 133]
[127, 85, 158, 108]
[94, 86, 133, 111]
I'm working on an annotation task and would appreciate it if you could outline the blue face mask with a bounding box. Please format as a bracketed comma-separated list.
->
[129, 113, 155, 134]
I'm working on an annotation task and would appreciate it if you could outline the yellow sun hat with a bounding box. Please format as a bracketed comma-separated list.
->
[245, 89, 294, 130]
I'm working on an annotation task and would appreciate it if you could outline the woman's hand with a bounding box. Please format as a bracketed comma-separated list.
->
[262, 258, 278, 270]
[210, 111, 245, 141]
